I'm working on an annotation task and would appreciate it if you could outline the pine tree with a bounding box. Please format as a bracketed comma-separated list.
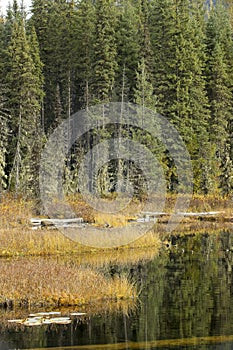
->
[137, 0, 154, 76]
[205, 2, 233, 194]
[150, 0, 212, 193]
[28, 24, 44, 127]
[133, 57, 165, 197]
[114, 0, 140, 102]
[0, 16, 8, 192]
[134, 57, 156, 111]
[74, 0, 95, 110]
[92, 0, 118, 103]
[0, 86, 8, 193]
[89, 0, 118, 194]
[31, 0, 75, 131]
[6, 12, 43, 195]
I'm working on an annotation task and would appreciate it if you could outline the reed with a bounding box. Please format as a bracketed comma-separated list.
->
[0, 258, 137, 308]
[0, 193, 231, 257]
[0, 227, 162, 257]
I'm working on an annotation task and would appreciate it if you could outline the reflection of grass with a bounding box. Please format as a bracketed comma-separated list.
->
[0, 258, 137, 308]
[58, 245, 158, 268]
[0, 297, 136, 331]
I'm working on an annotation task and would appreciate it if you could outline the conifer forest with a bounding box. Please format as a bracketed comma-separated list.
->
[0, 0, 232, 199]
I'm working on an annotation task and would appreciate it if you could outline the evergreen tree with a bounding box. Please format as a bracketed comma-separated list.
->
[205, 2, 233, 194]
[150, 0, 212, 193]
[92, 0, 118, 103]
[31, 0, 75, 130]
[133, 57, 166, 196]
[74, 0, 95, 110]
[137, 0, 154, 76]
[0, 87, 8, 193]
[28, 24, 44, 128]
[6, 12, 43, 195]
[114, 0, 140, 102]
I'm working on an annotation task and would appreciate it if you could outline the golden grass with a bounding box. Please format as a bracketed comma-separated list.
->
[0, 228, 81, 257]
[0, 193, 231, 227]
[163, 193, 232, 215]
[0, 258, 137, 308]
[93, 213, 130, 228]
[0, 227, 161, 257]
[68, 193, 232, 225]
[0, 194, 34, 228]
[0, 193, 231, 258]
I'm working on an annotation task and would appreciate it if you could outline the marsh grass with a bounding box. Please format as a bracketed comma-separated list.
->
[93, 213, 129, 227]
[0, 193, 231, 227]
[68, 193, 232, 226]
[0, 228, 82, 257]
[163, 193, 232, 216]
[0, 194, 34, 228]
[0, 227, 162, 257]
[0, 193, 231, 257]
[0, 258, 137, 308]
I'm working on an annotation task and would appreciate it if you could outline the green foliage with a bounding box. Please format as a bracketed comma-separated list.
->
[74, 0, 95, 110]
[0, 0, 232, 197]
[114, 0, 140, 102]
[5, 7, 43, 195]
[0, 88, 8, 192]
[205, 2, 233, 194]
[92, 0, 118, 103]
[151, 0, 212, 193]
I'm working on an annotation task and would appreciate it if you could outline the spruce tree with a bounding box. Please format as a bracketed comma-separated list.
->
[92, 0, 118, 103]
[6, 12, 43, 195]
[150, 0, 212, 193]
[31, 0, 75, 130]
[114, 0, 140, 102]
[0, 87, 8, 193]
[133, 57, 166, 196]
[205, 2, 233, 194]
[0, 17, 7, 192]
[74, 0, 95, 110]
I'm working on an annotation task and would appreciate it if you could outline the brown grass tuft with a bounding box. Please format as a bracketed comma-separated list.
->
[0, 258, 137, 308]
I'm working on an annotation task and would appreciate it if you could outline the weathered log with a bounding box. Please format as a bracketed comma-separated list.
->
[30, 218, 84, 228]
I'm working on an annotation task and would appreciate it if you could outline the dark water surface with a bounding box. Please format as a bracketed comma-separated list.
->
[1, 230, 233, 350]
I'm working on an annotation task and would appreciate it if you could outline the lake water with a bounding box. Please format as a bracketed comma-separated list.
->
[1, 229, 233, 350]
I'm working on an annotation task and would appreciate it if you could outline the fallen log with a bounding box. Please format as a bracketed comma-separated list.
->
[30, 218, 84, 229]
[136, 211, 226, 223]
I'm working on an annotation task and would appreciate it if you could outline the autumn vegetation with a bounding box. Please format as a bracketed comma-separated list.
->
[0, 0, 232, 314]
[0, 258, 137, 308]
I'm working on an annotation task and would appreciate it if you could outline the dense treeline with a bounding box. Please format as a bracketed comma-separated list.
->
[0, 0, 232, 198]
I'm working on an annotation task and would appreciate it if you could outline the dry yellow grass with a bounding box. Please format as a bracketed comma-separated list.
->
[0, 193, 231, 258]
[0, 258, 137, 308]
[0, 228, 82, 257]
[93, 213, 129, 228]
[163, 193, 232, 215]
[0, 227, 162, 257]
[0, 194, 34, 228]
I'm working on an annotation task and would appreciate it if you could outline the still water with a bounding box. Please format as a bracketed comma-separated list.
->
[1, 230, 233, 350]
